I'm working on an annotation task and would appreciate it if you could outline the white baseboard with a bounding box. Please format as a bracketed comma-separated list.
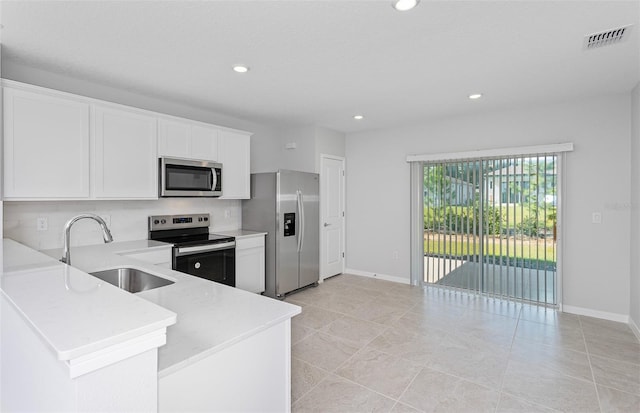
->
[562, 305, 629, 323]
[630, 317, 640, 341]
[343, 268, 410, 285]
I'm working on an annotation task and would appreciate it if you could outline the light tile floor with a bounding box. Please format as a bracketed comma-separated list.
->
[286, 274, 640, 413]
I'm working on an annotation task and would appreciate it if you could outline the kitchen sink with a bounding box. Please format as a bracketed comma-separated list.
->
[90, 267, 174, 293]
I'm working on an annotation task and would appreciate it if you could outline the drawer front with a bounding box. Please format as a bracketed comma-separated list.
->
[236, 236, 265, 250]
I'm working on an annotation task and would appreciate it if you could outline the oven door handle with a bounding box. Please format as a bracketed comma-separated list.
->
[175, 242, 236, 256]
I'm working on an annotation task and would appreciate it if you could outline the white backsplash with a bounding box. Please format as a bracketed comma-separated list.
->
[3, 198, 242, 250]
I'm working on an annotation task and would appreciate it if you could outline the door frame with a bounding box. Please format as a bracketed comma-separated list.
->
[319, 154, 346, 281]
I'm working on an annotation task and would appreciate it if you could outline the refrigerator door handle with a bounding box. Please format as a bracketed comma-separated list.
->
[299, 189, 305, 252]
[296, 190, 303, 253]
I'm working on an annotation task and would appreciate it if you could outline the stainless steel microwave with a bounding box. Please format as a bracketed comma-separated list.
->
[159, 157, 222, 197]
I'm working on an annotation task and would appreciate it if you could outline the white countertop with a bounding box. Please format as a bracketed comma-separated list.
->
[1, 239, 177, 361]
[40, 239, 300, 377]
[212, 229, 267, 239]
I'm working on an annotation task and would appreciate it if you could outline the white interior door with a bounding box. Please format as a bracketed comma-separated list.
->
[320, 155, 345, 280]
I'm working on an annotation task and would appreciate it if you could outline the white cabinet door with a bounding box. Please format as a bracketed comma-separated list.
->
[158, 119, 190, 159]
[190, 125, 218, 161]
[218, 131, 250, 199]
[3, 87, 90, 199]
[235, 236, 265, 294]
[93, 106, 158, 199]
[158, 119, 218, 161]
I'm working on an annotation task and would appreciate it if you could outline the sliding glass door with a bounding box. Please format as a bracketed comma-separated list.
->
[423, 155, 558, 305]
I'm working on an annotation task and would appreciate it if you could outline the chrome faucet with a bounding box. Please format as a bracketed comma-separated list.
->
[61, 214, 113, 266]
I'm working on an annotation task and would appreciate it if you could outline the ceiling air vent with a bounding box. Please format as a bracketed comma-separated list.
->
[584, 25, 632, 50]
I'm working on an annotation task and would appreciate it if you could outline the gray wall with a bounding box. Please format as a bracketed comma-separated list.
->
[280, 125, 317, 173]
[346, 93, 632, 319]
[255, 125, 346, 174]
[315, 126, 346, 171]
[630, 82, 640, 332]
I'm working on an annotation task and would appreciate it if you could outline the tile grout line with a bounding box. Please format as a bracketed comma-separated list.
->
[297, 327, 423, 409]
[579, 315, 604, 413]
[493, 304, 523, 413]
[293, 294, 426, 409]
[292, 276, 638, 412]
[291, 294, 407, 406]
[326, 300, 417, 376]
[290, 356, 333, 406]
[391, 364, 428, 412]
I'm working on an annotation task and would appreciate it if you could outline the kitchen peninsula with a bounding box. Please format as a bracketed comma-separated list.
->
[1, 238, 300, 412]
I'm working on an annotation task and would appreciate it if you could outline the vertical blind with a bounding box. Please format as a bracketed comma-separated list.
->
[423, 155, 558, 304]
[408, 143, 573, 306]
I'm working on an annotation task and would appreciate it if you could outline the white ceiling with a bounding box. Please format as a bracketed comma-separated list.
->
[1, 0, 639, 133]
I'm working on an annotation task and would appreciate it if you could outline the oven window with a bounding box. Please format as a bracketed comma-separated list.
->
[174, 249, 236, 287]
[166, 164, 213, 191]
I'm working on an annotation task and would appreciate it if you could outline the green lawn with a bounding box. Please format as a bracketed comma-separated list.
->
[424, 235, 556, 267]
[424, 204, 557, 268]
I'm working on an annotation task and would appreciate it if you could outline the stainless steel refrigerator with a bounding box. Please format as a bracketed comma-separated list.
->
[242, 170, 319, 299]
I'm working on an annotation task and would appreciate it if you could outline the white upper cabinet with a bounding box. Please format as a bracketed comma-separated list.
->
[158, 119, 218, 161]
[93, 105, 158, 199]
[3, 87, 90, 199]
[218, 130, 251, 199]
[191, 125, 219, 161]
[2, 80, 252, 201]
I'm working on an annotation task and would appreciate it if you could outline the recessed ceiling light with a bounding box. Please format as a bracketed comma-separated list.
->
[468, 93, 483, 100]
[393, 0, 419, 11]
[353, 115, 364, 120]
[232, 65, 249, 73]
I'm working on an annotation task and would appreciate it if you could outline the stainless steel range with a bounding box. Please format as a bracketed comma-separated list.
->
[149, 213, 235, 287]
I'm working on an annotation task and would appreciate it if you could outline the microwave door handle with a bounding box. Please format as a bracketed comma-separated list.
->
[210, 168, 217, 191]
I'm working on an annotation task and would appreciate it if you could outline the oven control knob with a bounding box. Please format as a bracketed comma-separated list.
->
[198, 217, 203, 222]
[194, 262, 201, 269]
[204, 217, 208, 221]
[154, 219, 160, 225]
[161, 219, 166, 224]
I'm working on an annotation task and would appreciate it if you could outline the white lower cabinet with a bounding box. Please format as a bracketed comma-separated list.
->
[93, 105, 158, 199]
[159, 319, 291, 412]
[235, 235, 265, 294]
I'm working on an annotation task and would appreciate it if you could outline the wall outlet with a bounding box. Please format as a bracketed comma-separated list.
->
[392, 250, 399, 260]
[36, 217, 48, 231]
[224, 210, 231, 219]
[592, 212, 602, 224]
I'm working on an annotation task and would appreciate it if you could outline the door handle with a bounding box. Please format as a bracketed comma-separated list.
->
[324, 223, 330, 227]
[299, 190, 305, 252]
[296, 190, 302, 253]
